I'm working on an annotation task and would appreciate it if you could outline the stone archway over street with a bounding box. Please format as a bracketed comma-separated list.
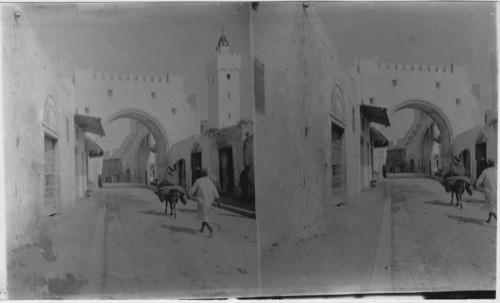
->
[392, 99, 453, 171]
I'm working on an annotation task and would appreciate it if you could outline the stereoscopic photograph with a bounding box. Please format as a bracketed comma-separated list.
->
[4, 2, 257, 299]
[2, 1, 497, 300]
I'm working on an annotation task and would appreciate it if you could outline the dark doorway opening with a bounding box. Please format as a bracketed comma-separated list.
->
[409, 159, 415, 173]
[125, 169, 131, 182]
[191, 152, 202, 185]
[219, 147, 235, 193]
[462, 149, 471, 178]
[177, 158, 186, 187]
[475, 142, 487, 178]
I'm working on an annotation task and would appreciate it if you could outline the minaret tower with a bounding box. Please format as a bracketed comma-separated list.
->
[206, 28, 241, 129]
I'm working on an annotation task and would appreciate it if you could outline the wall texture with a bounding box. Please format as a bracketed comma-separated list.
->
[251, 3, 366, 251]
[3, 5, 77, 250]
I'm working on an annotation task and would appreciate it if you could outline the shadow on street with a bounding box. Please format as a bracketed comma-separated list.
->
[160, 224, 199, 235]
[423, 200, 456, 208]
[447, 214, 488, 226]
[138, 210, 168, 217]
[463, 198, 485, 204]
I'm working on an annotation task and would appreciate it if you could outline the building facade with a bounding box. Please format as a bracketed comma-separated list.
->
[3, 5, 104, 251]
[251, 3, 387, 251]
[353, 58, 483, 176]
[169, 32, 254, 201]
[73, 66, 199, 184]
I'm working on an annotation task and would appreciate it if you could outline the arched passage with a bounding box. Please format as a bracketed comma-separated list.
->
[416, 121, 438, 174]
[106, 108, 170, 180]
[391, 99, 454, 171]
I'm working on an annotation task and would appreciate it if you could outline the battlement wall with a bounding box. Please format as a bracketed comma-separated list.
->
[74, 67, 184, 92]
[356, 58, 467, 81]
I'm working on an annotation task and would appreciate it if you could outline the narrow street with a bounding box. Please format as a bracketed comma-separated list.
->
[389, 175, 496, 292]
[99, 184, 258, 299]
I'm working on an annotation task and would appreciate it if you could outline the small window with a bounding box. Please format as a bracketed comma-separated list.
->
[456, 98, 461, 105]
[172, 108, 177, 115]
[369, 97, 374, 104]
[228, 113, 231, 119]
[66, 118, 69, 142]
[85, 107, 90, 114]
[436, 82, 441, 89]
[228, 92, 231, 99]
[227, 73, 231, 80]
[392, 79, 397, 87]
[151, 92, 156, 99]
[352, 108, 356, 132]
[107, 89, 113, 97]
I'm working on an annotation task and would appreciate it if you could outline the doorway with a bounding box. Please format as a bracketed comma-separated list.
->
[219, 147, 235, 193]
[44, 136, 58, 216]
[462, 149, 471, 177]
[177, 159, 186, 187]
[191, 152, 202, 185]
[331, 123, 345, 204]
[476, 141, 487, 178]
[125, 169, 131, 182]
[409, 159, 415, 173]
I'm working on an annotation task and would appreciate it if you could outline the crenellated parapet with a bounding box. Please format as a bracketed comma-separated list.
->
[355, 58, 467, 79]
[74, 67, 184, 91]
[215, 52, 242, 71]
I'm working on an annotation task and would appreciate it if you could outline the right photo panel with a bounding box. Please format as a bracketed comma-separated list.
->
[252, 2, 497, 298]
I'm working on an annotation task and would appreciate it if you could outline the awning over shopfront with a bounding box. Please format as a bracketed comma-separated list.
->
[360, 104, 391, 127]
[74, 114, 105, 137]
[85, 135, 104, 158]
[370, 126, 390, 148]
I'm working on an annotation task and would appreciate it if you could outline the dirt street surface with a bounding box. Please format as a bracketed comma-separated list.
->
[260, 182, 389, 296]
[100, 184, 258, 299]
[390, 176, 496, 292]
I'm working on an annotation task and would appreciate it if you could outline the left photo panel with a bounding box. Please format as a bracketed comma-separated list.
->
[3, 3, 257, 299]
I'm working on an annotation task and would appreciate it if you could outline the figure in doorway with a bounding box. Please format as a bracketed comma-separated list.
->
[188, 168, 221, 238]
[239, 165, 253, 202]
[475, 159, 497, 223]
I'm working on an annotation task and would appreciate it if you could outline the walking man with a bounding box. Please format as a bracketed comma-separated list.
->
[188, 168, 221, 238]
[475, 159, 497, 223]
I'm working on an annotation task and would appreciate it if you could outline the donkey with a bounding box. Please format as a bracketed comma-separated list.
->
[449, 179, 466, 209]
[157, 185, 187, 219]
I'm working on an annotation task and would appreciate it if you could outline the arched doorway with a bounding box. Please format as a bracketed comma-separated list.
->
[409, 159, 415, 172]
[106, 109, 170, 181]
[391, 99, 454, 172]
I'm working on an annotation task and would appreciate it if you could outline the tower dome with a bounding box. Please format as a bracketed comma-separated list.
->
[216, 27, 230, 53]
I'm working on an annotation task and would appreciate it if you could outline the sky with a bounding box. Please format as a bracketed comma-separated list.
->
[20, 2, 497, 149]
